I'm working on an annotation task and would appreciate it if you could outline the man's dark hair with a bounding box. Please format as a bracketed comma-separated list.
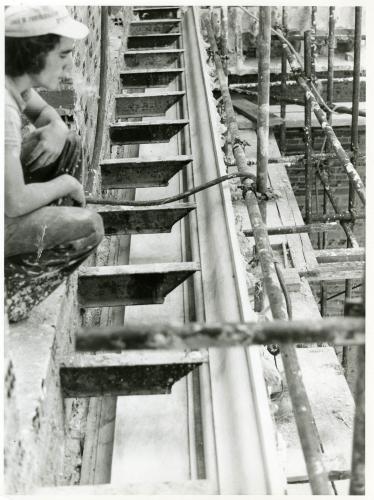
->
[5, 34, 61, 77]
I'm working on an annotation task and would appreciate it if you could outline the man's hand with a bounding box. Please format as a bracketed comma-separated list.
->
[24, 121, 69, 171]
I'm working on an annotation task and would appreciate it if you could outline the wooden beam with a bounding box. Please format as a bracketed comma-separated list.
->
[100, 155, 192, 189]
[314, 248, 365, 263]
[89, 202, 196, 235]
[231, 93, 284, 127]
[109, 119, 189, 145]
[120, 68, 184, 88]
[298, 261, 365, 282]
[78, 262, 200, 308]
[127, 33, 181, 50]
[60, 352, 206, 398]
[124, 49, 184, 69]
[36, 479, 217, 495]
[130, 19, 181, 36]
[115, 91, 185, 118]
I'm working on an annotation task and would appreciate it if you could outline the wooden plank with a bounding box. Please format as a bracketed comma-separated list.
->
[37, 479, 218, 495]
[133, 7, 180, 20]
[130, 19, 181, 36]
[231, 93, 284, 127]
[120, 68, 184, 88]
[80, 396, 117, 484]
[115, 90, 185, 118]
[124, 49, 184, 69]
[78, 262, 200, 307]
[301, 261, 364, 282]
[268, 132, 318, 272]
[268, 104, 366, 129]
[100, 155, 192, 188]
[127, 33, 181, 50]
[314, 247, 365, 263]
[89, 203, 196, 235]
[109, 119, 189, 145]
[60, 352, 205, 398]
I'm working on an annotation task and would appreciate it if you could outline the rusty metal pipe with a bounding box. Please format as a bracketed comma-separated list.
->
[349, 344, 365, 494]
[346, 7, 363, 301]
[280, 7, 288, 154]
[257, 6, 272, 213]
[304, 31, 313, 224]
[76, 317, 365, 351]
[244, 222, 338, 237]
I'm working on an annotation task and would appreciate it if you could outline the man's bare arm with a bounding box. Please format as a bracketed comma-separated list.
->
[5, 146, 85, 218]
[22, 89, 69, 169]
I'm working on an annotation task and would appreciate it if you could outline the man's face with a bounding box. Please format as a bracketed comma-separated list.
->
[33, 36, 74, 90]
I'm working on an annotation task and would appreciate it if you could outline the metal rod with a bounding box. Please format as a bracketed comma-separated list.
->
[288, 469, 351, 484]
[244, 222, 338, 237]
[304, 30, 313, 224]
[204, 17, 331, 495]
[257, 6, 271, 222]
[321, 6, 336, 314]
[229, 76, 366, 89]
[76, 317, 365, 351]
[311, 7, 317, 80]
[310, 212, 365, 223]
[316, 166, 359, 248]
[349, 344, 365, 494]
[280, 6, 288, 154]
[231, 88, 366, 116]
[346, 7, 363, 302]
[276, 29, 366, 206]
[220, 6, 228, 74]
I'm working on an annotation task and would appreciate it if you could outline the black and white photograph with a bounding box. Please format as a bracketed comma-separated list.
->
[3, 2, 369, 496]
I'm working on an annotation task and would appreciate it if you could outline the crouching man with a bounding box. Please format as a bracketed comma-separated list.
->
[4, 6, 104, 322]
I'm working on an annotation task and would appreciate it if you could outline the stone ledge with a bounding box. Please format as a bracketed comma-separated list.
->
[5, 275, 78, 493]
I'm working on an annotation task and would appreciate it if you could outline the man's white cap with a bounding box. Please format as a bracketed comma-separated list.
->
[5, 5, 89, 39]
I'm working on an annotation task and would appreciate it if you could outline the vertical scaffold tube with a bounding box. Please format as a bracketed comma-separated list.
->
[204, 17, 331, 495]
[257, 7, 272, 222]
[349, 344, 365, 494]
[280, 7, 288, 155]
[346, 6, 362, 300]
[304, 30, 313, 224]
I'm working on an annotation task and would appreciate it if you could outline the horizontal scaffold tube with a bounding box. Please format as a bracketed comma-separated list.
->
[76, 317, 365, 351]
[244, 222, 338, 237]
[274, 27, 366, 206]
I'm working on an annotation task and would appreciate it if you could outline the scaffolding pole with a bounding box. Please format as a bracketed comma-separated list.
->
[257, 6, 272, 222]
[220, 6, 228, 74]
[316, 166, 359, 248]
[349, 344, 365, 494]
[280, 7, 288, 154]
[243, 222, 338, 237]
[304, 30, 313, 224]
[275, 28, 366, 206]
[229, 76, 365, 89]
[76, 317, 365, 351]
[320, 6, 335, 315]
[204, 17, 331, 495]
[311, 6, 317, 80]
[346, 7, 362, 301]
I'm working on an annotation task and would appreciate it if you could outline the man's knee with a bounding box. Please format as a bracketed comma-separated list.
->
[82, 210, 105, 248]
